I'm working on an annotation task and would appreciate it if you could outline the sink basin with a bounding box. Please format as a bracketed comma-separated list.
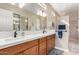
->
[3, 36, 23, 42]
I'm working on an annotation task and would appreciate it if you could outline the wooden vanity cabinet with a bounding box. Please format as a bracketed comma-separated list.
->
[38, 37, 47, 55]
[0, 34, 55, 55]
[0, 39, 38, 55]
[47, 34, 55, 54]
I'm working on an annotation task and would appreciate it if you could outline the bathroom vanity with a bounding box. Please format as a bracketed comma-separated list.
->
[0, 4, 56, 55]
[0, 32, 55, 55]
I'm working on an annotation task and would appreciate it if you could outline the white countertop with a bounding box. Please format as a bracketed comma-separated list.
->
[0, 30, 55, 49]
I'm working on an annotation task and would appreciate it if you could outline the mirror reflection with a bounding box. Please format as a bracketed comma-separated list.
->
[0, 3, 56, 31]
[20, 16, 28, 31]
[13, 13, 20, 31]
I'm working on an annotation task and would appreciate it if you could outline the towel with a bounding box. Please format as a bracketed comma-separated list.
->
[58, 31, 63, 38]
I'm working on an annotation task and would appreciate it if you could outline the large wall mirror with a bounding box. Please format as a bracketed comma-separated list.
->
[0, 3, 56, 31]
[0, 10, 47, 31]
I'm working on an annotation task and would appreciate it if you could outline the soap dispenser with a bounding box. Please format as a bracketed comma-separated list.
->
[14, 31, 17, 38]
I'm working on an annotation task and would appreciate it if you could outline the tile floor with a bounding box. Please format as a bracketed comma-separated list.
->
[48, 48, 79, 55]
[48, 49, 64, 55]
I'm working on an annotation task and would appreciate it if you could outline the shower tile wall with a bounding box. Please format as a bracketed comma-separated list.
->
[69, 9, 78, 43]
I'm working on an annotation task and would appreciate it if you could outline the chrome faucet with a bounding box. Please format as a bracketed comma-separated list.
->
[43, 29, 46, 34]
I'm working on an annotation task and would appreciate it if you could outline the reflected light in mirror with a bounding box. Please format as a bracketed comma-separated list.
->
[37, 3, 47, 10]
[25, 19, 27, 22]
[37, 10, 47, 17]
[42, 12, 47, 17]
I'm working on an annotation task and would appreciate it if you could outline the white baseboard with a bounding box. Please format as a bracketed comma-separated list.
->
[55, 46, 69, 52]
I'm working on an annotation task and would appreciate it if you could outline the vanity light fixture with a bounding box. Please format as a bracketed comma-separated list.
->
[42, 12, 47, 17]
[37, 10, 47, 17]
[37, 10, 42, 16]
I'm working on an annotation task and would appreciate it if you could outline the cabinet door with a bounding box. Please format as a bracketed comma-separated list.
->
[20, 45, 38, 55]
[39, 41, 46, 55]
[51, 36, 55, 49]
[47, 35, 55, 54]
[47, 39, 52, 53]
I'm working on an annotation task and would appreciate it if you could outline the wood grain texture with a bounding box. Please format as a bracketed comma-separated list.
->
[0, 34, 55, 55]
[47, 34, 55, 54]
[0, 39, 38, 55]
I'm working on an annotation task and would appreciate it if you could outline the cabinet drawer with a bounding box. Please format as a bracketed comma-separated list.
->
[0, 39, 38, 55]
[19, 45, 38, 55]
[39, 41, 46, 55]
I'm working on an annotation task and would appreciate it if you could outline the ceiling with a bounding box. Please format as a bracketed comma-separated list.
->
[0, 3, 79, 16]
[23, 3, 47, 14]
[23, 3, 79, 16]
[0, 3, 47, 15]
[50, 3, 79, 15]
